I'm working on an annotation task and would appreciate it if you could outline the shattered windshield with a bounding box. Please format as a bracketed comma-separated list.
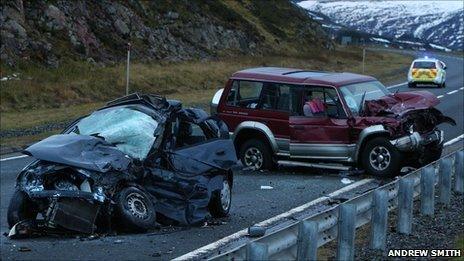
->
[339, 81, 390, 116]
[73, 106, 159, 160]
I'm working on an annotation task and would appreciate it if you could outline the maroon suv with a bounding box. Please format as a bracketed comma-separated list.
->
[211, 67, 455, 177]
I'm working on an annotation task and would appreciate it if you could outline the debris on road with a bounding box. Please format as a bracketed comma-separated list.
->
[340, 177, 354, 184]
[18, 246, 31, 252]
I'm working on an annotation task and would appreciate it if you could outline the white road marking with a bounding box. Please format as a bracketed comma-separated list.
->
[387, 82, 407, 89]
[444, 134, 464, 146]
[0, 154, 29, 162]
[460, 87, 464, 90]
[437, 95, 444, 99]
[173, 178, 374, 260]
[447, 90, 459, 95]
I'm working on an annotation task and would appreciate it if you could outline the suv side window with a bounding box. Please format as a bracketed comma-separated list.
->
[291, 86, 346, 118]
[226, 80, 263, 109]
[259, 83, 291, 112]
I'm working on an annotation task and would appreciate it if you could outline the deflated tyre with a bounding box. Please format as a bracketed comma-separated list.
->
[362, 137, 401, 177]
[115, 186, 157, 232]
[7, 190, 38, 228]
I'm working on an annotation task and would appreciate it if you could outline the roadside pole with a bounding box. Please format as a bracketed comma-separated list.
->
[126, 42, 131, 96]
[362, 48, 366, 74]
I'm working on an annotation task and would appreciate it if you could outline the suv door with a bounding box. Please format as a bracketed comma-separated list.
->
[219, 80, 290, 154]
[289, 86, 354, 162]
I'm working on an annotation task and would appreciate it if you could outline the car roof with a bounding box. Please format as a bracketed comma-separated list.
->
[230, 67, 376, 87]
[412, 58, 439, 63]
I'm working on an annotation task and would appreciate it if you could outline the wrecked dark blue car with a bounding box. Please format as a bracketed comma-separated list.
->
[7, 93, 236, 236]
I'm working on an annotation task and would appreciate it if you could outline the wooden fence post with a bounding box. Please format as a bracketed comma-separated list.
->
[297, 220, 318, 261]
[370, 189, 388, 250]
[397, 178, 414, 234]
[337, 204, 357, 261]
[420, 165, 435, 216]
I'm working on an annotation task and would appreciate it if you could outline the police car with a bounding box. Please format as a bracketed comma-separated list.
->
[408, 57, 446, 88]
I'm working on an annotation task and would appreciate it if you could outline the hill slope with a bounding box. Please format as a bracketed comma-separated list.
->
[297, 0, 464, 50]
[1, 0, 331, 67]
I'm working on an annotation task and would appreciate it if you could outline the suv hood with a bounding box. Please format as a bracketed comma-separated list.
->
[364, 90, 439, 116]
[23, 134, 132, 173]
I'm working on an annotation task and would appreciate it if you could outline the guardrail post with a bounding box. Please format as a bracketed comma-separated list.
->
[420, 165, 435, 216]
[337, 204, 357, 261]
[297, 220, 318, 261]
[370, 189, 388, 250]
[246, 242, 268, 261]
[397, 178, 414, 235]
[454, 150, 463, 194]
[439, 157, 452, 206]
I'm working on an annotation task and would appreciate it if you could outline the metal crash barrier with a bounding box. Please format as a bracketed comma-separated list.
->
[212, 149, 463, 260]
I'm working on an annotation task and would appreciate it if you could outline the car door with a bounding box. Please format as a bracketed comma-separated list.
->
[289, 85, 354, 162]
[169, 117, 237, 174]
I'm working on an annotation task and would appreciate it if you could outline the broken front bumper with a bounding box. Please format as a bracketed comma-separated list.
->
[391, 130, 443, 151]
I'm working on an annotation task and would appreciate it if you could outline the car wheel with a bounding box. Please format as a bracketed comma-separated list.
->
[208, 178, 232, 217]
[441, 81, 446, 88]
[240, 139, 274, 170]
[408, 82, 415, 88]
[115, 186, 157, 232]
[7, 190, 38, 228]
[361, 137, 401, 177]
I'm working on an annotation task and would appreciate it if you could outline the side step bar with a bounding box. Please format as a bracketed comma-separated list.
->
[277, 160, 352, 171]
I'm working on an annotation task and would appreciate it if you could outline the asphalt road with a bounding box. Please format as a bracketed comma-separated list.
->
[1, 52, 463, 260]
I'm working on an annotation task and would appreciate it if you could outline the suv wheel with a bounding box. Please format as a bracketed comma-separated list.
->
[408, 82, 415, 88]
[361, 137, 401, 177]
[240, 139, 273, 170]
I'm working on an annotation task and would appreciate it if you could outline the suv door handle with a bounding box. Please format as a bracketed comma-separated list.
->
[293, 126, 304, 130]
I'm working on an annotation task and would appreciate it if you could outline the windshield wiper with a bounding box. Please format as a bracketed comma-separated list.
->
[358, 91, 367, 115]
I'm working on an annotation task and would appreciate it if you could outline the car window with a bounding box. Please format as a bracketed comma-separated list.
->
[413, 61, 436, 69]
[175, 121, 208, 148]
[291, 86, 345, 118]
[259, 83, 291, 112]
[226, 80, 263, 109]
[75, 107, 158, 160]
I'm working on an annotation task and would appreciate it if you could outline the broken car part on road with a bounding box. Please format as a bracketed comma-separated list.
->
[7, 93, 237, 237]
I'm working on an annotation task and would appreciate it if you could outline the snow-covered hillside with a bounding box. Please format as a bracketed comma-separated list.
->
[297, 1, 464, 50]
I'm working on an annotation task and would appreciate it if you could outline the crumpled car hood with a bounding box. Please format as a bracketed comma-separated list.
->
[23, 134, 131, 173]
[364, 91, 439, 116]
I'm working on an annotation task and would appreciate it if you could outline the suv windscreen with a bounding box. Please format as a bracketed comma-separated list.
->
[413, 61, 436, 69]
[72, 106, 159, 160]
[339, 81, 390, 116]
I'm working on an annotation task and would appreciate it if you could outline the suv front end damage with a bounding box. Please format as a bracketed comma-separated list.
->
[363, 92, 456, 167]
